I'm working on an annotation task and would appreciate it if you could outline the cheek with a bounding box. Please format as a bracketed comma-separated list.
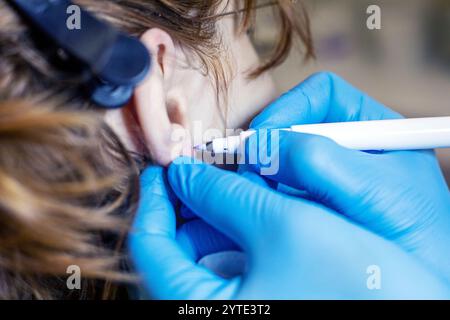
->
[184, 31, 279, 138]
[227, 72, 277, 129]
[184, 75, 225, 133]
[226, 34, 278, 129]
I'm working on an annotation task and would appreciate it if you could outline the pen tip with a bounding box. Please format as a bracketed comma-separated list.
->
[193, 142, 214, 152]
[193, 144, 206, 151]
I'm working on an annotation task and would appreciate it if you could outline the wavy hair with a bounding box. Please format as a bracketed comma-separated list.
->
[0, 0, 313, 299]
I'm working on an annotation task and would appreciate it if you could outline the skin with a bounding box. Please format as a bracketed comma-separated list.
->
[105, 4, 277, 166]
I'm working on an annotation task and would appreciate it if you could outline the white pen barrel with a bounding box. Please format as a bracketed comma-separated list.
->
[290, 117, 450, 151]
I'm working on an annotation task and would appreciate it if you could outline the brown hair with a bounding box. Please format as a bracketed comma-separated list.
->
[0, 0, 313, 299]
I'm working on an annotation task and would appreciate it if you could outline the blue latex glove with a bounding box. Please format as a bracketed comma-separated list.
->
[129, 162, 450, 299]
[129, 72, 450, 299]
[246, 72, 450, 284]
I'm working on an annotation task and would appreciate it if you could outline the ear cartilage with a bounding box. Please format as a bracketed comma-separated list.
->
[199, 117, 450, 155]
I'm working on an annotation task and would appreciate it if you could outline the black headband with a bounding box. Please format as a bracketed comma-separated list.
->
[7, 0, 151, 108]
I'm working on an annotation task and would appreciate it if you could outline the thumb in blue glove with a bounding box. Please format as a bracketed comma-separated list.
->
[129, 160, 450, 299]
[129, 166, 240, 299]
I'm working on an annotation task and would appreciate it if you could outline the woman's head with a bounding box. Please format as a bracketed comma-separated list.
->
[0, 0, 313, 299]
[1, 0, 313, 164]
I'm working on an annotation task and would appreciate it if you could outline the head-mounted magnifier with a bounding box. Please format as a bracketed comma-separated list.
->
[7, 0, 151, 109]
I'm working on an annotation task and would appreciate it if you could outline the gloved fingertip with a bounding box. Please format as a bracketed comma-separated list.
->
[140, 165, 164, 184]
[168, 156, 206, 196]
[171, 155, 202, 166]
[140, 166, 170, 197]
[140, 166, 180, 208]
[249, 116, 264, 130]
[249, 113, 279, 130]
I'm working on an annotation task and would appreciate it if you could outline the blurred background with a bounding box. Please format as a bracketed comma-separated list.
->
[253, 0, 450, 183]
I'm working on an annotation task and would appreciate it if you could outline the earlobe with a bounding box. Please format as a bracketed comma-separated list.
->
[132, 28, 191, 166]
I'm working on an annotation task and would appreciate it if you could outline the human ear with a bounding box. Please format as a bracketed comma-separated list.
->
[132, 28, 191, 166]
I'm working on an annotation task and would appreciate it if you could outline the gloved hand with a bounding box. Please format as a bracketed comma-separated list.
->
[129, 163, 450, 299]
[245, 71, 450, 284]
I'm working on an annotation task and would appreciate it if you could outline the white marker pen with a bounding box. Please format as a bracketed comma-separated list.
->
[194, 117, 450, 154]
